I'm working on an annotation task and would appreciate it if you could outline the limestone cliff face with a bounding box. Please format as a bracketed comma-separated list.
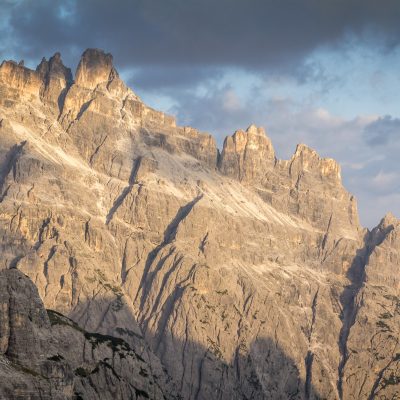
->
[75, 48, 116, 90]
[219, 126, 359, 241]
[338, 214, 400, 399]
[36, 52, 73, 109]
[0, 60, 43, 98]
[219, 124, 275, 180]
[366, 213, 400, 289]
[0, 49, 398, 400]
[0, 269, 177, 400]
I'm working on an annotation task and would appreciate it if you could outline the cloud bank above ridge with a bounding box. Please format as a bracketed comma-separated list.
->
[1, 0, 400, 227]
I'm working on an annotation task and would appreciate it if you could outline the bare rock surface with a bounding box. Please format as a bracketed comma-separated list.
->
[0, 49, 399, 399]
[0, 268, 177, 400]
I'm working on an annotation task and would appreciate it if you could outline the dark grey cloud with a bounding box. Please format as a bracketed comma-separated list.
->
[126, 66, 223, 92]
[2, 0, 400, 75]
[170, 84, 259, 140]
[364, 115, 400, 146]
[1, 0, 400, 227]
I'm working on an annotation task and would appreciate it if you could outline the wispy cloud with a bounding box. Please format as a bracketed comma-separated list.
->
[364, 115, 400, 146]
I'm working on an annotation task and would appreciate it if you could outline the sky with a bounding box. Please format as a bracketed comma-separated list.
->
[1, 0, 400, 228]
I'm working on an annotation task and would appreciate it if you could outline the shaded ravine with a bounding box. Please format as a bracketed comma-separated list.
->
[0, 140, 26, 202]
[106, 156, 143, 225]
[305, 287, 319, 400]
[337, 247, 367, 399]
[72, 290, 324, 400]
[367, 350, 400, 400]
[337, 224, 394, 399]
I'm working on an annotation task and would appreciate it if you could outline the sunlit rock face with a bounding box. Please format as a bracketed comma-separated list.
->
[75, 49, 116, 88]
[0, 49, 398, 400]
[219, 126, 359, 248]
[36, 52, 73, 110]
[219, 124, 275, 181]
[0, 60, 43, 98]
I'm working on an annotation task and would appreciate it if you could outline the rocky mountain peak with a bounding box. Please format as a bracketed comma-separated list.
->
[75, 48, 118, 90]
[35, 52, 73, 109]
[0, 52, 73, 110]
[36, 52, 72, 83]
[380, 211, 399, 228]
[365, 212, 400, 289]
[59, 48, 136, 126]
[219, 124, 275, 180]
[367, 211, 399, 248]
[290, 143, 341, 182]
[0, 59, 43, 97]
[246, 123, 267, 136]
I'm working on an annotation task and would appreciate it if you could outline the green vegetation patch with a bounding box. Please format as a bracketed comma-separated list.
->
[75, 367, 91, 378]
[47, 309, 83, 332]
[91, 360, 121, 381]
[376, 320, 392, 332]
[115, 327, 143, 339]
[207, 337, 222, 359]
[134, 387, 150, 399]
[11, 361, 48, 380]
[381, 372, 400, 387]
[84, 331, 131, 352]
[47, 354, 64, 362]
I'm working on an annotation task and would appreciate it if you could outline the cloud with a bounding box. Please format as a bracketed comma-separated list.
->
[371, 170, 399, 190]
[169, 84, 254, 140]
[124, 66, 223, 92]
[364, 115, 400, 146]
[169, 79, 369, 158]
[2, 0, 400, 74]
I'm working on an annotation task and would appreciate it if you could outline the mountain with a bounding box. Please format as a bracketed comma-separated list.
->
[0, 49, 398, 399]
[0, 268, 177, 399]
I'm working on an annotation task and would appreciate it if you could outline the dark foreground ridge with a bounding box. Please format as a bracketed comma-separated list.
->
[0, 268, 178, 399]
